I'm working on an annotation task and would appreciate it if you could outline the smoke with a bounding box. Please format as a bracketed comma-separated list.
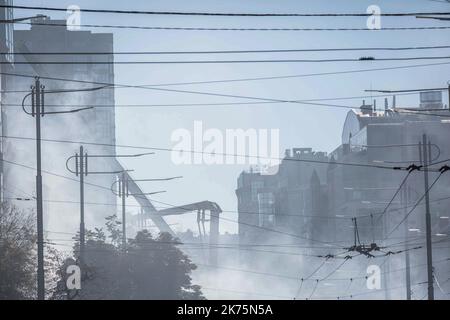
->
[3, 64, 117, 253]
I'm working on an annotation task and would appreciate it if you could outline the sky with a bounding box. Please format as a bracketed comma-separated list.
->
[11, 0, 450, 234]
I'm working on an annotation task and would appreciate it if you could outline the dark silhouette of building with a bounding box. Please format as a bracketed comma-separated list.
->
[236, 148, 330, 248]
[329, 97, 450, 243]
[236, 95, 450, 276]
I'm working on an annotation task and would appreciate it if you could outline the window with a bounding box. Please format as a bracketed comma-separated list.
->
[258, 192, 275, 227]
[251, 180, 264, 202]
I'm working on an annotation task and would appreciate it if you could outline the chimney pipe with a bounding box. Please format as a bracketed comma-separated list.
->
[392, 95, 396, 109]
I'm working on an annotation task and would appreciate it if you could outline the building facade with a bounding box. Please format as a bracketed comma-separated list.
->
[2, 16, 117, 237]
[329, 97, 450, 244]
[236, 148, 330, 247]
[0, 0, 14, 205]
[236, 95, 450, 288]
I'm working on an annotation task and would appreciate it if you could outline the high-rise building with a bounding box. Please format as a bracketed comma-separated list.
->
[2, 16, 117, 238]
[0, 0, 14, 205]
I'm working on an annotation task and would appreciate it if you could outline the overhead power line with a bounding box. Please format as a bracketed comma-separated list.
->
[4, 45, 450, 55]
[5, 20, 450, 32]
[367, 86, 448, 93]
[47, 239, 432, 279]
[4, 56, 450, 64]
[0, 91, 424, 109]
[43, 234, 450, 283]
[374, 169, 418, 225]
[0, 135, 427, 171]
[3, 4, 450, 17]
[2, 71, 450, 123]
[43, 229, 442, 254]
[2, 70, 450, 119]
[145, 195, 450, 249]
[4, 196, 352, 221]
[0, 157, 339, 246]
[12, 158, 445, 250]
[104, 62, 450, 87]
[8, 191, 450, 223]
[5, 154, 447, 258]
[332, 281, 427, 300]
[426, 0, 450, 4]
[201, 287, 292, 299]
[321, 259, 351, 281]
[386, 171, 446, 239]
[44, 236, 332, 258]
[41, 232, 350, 250]
[2, 63, 450, 107]
[305, 260, 328, 280]
[3, 61, 450, 89]
[5, 92, 445, 117]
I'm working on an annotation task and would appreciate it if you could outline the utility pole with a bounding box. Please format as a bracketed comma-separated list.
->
[420, 134, 434, 300]
[68, 146, 88, 264]
[66, 151, 154, 256]
[402, 185, 412, 300]
[382, 210, 391, 300]
[33, 78, 45, 301]
[79, 147, 85, 262]
[66, 148, 122, 264]
[112, 174, 180, 248]
[78, 146, 86, 264]
[23, 77, 93, 300]
[120, 172, 127, 249]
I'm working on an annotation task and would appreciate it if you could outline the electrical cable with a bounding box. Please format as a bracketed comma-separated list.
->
[374, 169, 417, 225]
[307, 280, 320, 300]
[3, 5, 450, 17]
[2, 62, 450, 89]
[385, 172, 445, 238]
[0, 135, 430, 171]
[2, 69, 450, 120]
[6, 20, 450, 32]
[4, 55, 450, 64]
[4, 45, 450, 55]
